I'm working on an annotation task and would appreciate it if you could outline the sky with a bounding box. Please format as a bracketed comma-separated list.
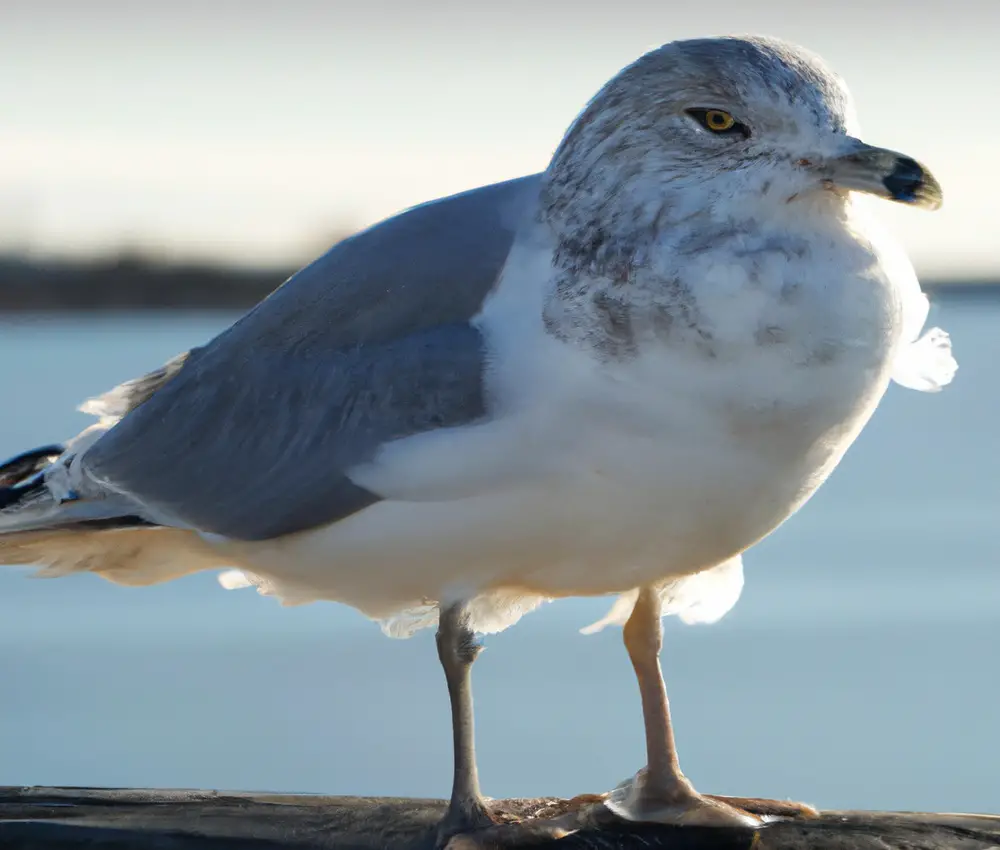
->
[1, 0, 997, 277]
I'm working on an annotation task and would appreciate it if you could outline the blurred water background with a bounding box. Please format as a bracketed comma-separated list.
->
[1, 0, 997, 822]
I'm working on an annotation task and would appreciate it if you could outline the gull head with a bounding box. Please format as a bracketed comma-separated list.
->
[542, 36, 942, 230]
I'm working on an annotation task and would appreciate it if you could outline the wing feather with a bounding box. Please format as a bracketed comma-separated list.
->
[76, 175, 541, 540]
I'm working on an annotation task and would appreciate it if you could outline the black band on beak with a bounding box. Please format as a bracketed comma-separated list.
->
[883, 156, 927, 204]
[822, 140, 942, 210]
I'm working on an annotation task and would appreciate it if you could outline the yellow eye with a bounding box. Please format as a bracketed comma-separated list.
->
[685, 108, 748, 137]
[704, 110, 735, 131]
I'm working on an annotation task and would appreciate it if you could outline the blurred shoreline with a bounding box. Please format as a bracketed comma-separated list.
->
[0, 253, 289, 312]
[0, 252, 996, 312]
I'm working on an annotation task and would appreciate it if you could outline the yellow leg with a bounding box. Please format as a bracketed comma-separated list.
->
[607, 586, 760, 826]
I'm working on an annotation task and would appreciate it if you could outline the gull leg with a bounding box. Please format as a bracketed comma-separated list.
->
[434, 602, 496, 845]
[606, 586, 763, 826]
[433, 592, 812, 848]
[431, 604, 586, 849]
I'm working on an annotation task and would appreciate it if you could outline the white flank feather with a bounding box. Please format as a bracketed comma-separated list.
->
[580, 555, 745, 635]
[891, 326, 958, 392]
[891, 291, 958, 392]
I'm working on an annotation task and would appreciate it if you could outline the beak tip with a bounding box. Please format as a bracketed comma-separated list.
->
[883, 156, 943, 211]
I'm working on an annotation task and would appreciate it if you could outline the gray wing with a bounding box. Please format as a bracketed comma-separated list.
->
[81, 174, 543, 541]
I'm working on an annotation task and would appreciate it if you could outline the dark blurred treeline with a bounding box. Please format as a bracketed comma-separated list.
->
[0, 253, 295, 311]
[0, 252, 996, 312]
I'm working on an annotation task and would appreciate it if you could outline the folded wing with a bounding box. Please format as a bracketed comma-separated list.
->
[4, 174, 542, 544]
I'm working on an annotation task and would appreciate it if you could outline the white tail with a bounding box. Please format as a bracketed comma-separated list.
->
[0, 425, 222, 586]
[0, 525, 222, 586]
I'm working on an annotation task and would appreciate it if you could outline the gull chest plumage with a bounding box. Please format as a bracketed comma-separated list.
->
[1, 35, 958, 845]
[224, 194, 902, 627]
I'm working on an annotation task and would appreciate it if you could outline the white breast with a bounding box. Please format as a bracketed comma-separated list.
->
[218, 210, 910, 630]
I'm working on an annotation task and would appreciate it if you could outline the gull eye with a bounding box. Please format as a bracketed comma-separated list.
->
[685, 108, 750, 138]
[704, 109, 735, 131]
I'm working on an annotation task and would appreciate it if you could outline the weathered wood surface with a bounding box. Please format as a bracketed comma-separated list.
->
[1, 787, 998, 850]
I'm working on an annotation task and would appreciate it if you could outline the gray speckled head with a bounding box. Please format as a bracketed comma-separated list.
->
[570, 36, 853, 150]
[536, 36, 917, 369]
[630, 36, 855, 133]
[542, 36, 859, 237]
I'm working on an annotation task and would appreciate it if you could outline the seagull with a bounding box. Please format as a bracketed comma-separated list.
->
[0, 35, 956, 845]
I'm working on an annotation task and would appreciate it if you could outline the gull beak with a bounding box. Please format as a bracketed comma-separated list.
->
[812, 138, 943, 210]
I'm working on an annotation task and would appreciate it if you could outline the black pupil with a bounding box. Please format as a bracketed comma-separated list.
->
[709, 113, 728, 128]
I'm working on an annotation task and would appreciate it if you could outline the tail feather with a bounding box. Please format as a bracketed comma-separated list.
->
[0, 526, 223, 586]
[0, 442, 222, 586]
[0, 351, 221, 587]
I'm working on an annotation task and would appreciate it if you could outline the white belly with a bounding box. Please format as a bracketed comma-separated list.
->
[220, 335, 894, 624]
[212, 201, 917, 631]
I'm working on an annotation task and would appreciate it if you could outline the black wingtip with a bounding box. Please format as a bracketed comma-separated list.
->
[0, 444, 66, 511]
[0, 444, 65, 488]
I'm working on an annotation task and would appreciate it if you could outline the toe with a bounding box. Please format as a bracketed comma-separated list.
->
[706, 796, 819, 819]
[443, 818, 577, 850]
[435, 800, 498, 848]
[601, 772, 762, 828]
[606, 791, 762, 828]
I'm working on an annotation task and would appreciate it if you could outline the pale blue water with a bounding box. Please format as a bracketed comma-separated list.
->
[0, 297, 997, 814]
